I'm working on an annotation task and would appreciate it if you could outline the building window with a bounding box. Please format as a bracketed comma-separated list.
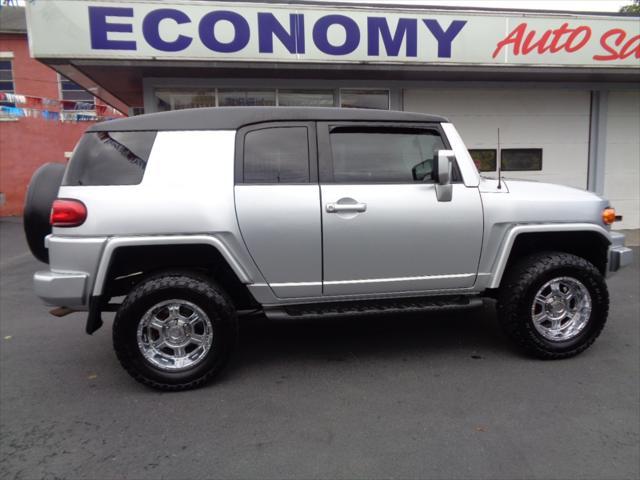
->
[469, 148, 542, 172]
[501, 148, 543, 171]
[340, 89, 389, 109]
[218, 89, 275, 107]
[59, 76, 95, 112]
[469, 149, 497, 172]
[0, 60, 15, 106]
[278, 89, 334, 107]
[156, 89, 215, 111]
[152, 87, 394, 111]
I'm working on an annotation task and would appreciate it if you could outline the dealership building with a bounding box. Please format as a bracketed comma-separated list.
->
[25, 0, 640, 228]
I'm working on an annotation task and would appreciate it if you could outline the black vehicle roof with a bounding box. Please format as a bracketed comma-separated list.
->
[89, 107, 448, 132]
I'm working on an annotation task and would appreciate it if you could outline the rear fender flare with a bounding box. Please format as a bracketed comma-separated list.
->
[91, 235, 255, 297]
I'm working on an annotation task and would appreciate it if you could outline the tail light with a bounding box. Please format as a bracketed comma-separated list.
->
[602, 207, 616, 225]
[50, 199, 87, 227]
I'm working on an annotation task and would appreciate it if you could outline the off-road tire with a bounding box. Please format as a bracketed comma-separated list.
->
[497, 252, 609, 359]
[113, 272, 238, 391]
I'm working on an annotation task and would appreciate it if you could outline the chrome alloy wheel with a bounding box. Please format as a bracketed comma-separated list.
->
[137, 300, 213, 371]
[531, 277, 592, 342]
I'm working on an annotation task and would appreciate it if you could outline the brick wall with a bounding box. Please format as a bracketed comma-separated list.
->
[0, 117, 91, 216]
[0, 33, 99, 216]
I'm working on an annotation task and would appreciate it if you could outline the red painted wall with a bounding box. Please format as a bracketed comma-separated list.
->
[0, 118, 90, 216]
[0, 33, 102, 216]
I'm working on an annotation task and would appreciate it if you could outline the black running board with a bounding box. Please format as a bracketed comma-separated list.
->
[264, 295, 483, 321]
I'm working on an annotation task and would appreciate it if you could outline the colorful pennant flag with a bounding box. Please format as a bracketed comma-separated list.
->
[0, 91, 125, 122]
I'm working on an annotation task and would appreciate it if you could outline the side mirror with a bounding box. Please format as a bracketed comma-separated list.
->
[437, 150, 454, 185]
[435, 150, 454, 202]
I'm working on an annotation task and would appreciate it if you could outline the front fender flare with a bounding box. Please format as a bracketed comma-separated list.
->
[487, 223, 611, 289]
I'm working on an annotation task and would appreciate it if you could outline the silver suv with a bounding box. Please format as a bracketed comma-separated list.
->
[23, 107, 633, 390]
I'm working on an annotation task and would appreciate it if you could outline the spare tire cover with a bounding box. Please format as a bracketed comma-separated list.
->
[23, 163, 66, 263]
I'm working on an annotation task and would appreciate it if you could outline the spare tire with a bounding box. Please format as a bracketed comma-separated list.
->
[23, 163, 66, 263]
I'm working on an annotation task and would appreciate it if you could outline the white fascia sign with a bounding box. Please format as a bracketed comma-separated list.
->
[25, 0, 640, 67]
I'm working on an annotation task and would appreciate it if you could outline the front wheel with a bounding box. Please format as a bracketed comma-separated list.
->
[497, 252, 609, 359]
[113, 272, 238, 391]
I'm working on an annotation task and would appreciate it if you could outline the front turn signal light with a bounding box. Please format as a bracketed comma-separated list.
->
[602, 208, 616, 225]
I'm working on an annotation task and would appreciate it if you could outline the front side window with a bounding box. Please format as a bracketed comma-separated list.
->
[63, 131, 156, 186]
[243, 127, 309, 183]
[329, 127, 445, 183]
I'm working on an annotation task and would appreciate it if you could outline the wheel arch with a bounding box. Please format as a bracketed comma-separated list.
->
[92, 236, 259, 310]
[488, 224, 611, 289]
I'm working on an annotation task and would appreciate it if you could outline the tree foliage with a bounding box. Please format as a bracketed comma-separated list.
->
[620, 0, 640, 13]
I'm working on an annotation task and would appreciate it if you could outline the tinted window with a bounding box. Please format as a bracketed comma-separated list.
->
[501, 148, 543, 171]
[469, 149, 497, 172]
[62, 131, 156, 186]
[243, 127, 309, 183]
[329, 127, 445, 183]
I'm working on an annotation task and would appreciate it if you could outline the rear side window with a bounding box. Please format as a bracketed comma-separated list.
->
[62, 131, 156, 186]
[243, 127, 309, 183]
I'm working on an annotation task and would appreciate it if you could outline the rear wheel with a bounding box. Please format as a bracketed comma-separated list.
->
[113, 272, 238, 391]
[497, 252, 609, 359]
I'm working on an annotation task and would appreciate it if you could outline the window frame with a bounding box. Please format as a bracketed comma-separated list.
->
[317, 121, 461, 184]
[234, 121, 318, 185]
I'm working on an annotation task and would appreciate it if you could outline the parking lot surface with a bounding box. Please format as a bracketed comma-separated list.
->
[1, 217, 639, 480]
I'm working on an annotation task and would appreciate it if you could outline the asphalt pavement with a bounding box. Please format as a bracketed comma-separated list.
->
[1, 217, 639, 480]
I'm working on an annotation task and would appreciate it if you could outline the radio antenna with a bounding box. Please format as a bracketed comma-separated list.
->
[497, 128, 502, 190]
